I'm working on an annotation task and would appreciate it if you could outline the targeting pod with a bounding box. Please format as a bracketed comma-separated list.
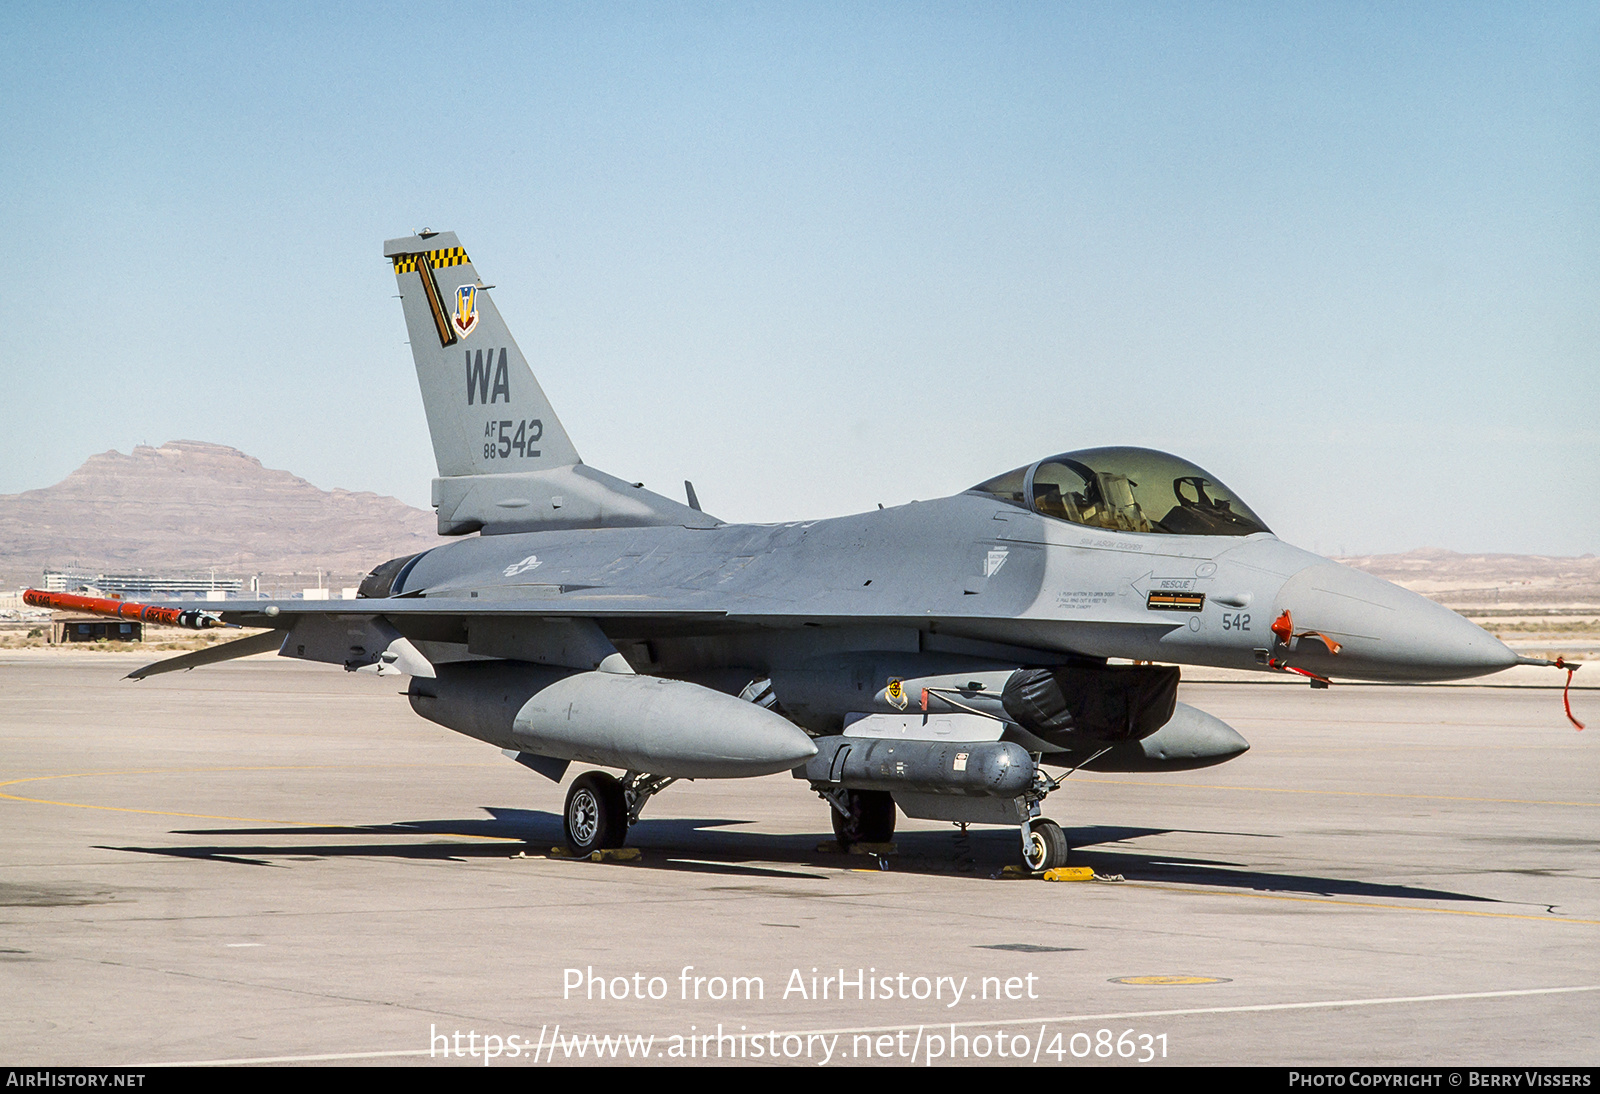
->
[800, 736, 1035, 798]
[799, 735, 1039, 828]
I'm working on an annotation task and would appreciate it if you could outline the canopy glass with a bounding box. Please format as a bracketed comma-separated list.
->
[971, 447, 1271, 537]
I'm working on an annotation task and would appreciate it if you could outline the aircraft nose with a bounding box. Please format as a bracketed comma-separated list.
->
[1271, 563, 1518, 682]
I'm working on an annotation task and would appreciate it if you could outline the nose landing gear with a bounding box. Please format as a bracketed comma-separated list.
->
[1021, 817, 1069, 872]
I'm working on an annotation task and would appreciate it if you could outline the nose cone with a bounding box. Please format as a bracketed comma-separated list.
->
[1273, 563, 1518, 682]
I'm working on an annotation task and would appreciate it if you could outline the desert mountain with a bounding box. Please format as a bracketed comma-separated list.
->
[0, 441, 438, 588]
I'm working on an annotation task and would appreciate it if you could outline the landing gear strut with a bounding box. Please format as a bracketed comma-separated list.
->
[621, 772, 676, 827]
[1018, 763, 1070, 872]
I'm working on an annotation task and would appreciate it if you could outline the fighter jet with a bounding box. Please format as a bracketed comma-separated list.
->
[35, 231, 1533, 872]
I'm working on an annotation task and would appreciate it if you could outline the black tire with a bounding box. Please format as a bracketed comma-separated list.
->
[1021, 818, 1069, 872]
[564, 772, 628, 854]
[831, 789, 896, 847]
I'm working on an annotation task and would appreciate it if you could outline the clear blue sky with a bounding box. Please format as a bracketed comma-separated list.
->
[1, 3, 1594, 555]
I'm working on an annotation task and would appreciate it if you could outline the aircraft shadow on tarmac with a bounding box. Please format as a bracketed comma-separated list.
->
[97, 808, 1499, 904]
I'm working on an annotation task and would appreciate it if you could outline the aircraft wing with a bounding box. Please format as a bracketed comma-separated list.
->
[156, 592, 1182, 639]
[125, 589, 1177, 682]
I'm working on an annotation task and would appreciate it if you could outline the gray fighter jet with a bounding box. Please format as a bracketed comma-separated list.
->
[125, 231, 1525, 871]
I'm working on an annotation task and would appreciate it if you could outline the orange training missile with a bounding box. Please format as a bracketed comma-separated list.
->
[22, 589, 229, 630]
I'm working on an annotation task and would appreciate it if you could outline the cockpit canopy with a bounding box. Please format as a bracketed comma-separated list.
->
[970, 446, 1271, 537]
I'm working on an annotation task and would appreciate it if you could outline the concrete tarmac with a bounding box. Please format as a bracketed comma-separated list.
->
[1, 654, 1596, 1067]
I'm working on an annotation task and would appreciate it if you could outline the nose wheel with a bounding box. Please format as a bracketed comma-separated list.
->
[1021, 818, 1069, 872]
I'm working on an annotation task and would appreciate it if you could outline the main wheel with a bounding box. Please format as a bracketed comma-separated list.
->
[1021, 818, 1068, 872]
[831, 789, 896, 847]
[564, 771, 628, 854]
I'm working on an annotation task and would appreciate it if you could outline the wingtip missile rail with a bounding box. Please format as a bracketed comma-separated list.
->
[22, 589, 235, 631]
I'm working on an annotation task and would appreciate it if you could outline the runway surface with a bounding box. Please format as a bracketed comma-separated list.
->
[2, 654, 1595, 1067]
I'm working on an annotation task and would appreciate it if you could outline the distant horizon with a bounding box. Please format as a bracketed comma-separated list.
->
[3, 437, 1594, 563]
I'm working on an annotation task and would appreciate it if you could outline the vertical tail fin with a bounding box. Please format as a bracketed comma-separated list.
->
[385, 231, 580, 476]
[385, 231, 715, 535]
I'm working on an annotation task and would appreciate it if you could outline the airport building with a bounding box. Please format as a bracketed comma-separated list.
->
[42, 569, 244, 597]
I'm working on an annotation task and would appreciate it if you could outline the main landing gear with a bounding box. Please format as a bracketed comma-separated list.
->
[562, 770, 676, 855]
[821, 788, 897, 848]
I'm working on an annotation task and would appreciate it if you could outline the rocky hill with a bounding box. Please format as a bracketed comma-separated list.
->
[0, 441, 439, 589]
